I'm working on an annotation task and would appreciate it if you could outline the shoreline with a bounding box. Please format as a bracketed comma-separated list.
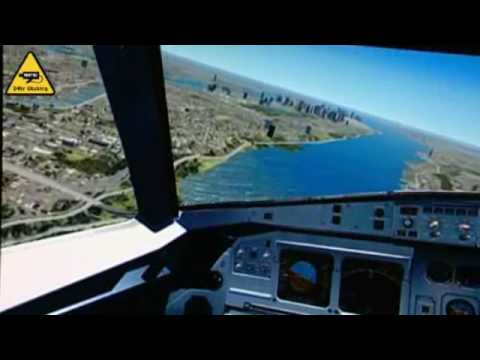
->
[401, 148, 480, 192]
[175, 132, 375, 181]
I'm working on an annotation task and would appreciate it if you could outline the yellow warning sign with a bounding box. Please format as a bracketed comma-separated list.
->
[5, 52, 55, 96]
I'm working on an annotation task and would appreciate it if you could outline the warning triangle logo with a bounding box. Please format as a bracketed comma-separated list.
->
[5, 52, 56, 96]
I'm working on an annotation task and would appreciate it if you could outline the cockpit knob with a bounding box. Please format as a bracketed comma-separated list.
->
[429, 219, 441, 238]
[403, 218, 414, 229]
[429, 220, 440, 230]
[459, 224, 471, 241]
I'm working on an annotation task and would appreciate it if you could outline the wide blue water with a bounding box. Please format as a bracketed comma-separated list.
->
[165, 78, 207, 93]
[180, 115, 428, 205]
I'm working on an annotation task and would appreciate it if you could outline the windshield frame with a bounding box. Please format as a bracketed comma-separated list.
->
[93, 46, 179, 231]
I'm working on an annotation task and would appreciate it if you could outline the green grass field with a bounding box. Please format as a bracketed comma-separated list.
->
[102, 192, 137, 212]
[241, 103, 304, 118]
[55, 150, 127, 176]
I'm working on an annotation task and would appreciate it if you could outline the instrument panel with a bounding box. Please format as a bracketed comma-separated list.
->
[246, 198, 479, 249]
[167, 194, 480, 315]
[166, 230, 479, 315]
[393, 203, 478, 245]
[223, 232, 414, 315]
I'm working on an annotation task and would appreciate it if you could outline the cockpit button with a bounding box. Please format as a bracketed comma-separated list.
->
[403, 218, 414, 229]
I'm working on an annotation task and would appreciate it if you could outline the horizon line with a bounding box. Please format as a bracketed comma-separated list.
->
[161, 49, 479, 150]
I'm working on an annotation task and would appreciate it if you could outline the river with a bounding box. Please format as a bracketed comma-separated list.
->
[179, 115, 429, 205]
[6, 46, 431, 205]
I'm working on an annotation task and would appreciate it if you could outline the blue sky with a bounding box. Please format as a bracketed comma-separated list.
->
[162, 45, 480, 148]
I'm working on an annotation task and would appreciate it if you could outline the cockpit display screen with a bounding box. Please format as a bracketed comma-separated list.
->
[277, 249, 333, 308]
[339, 258, 404, 315]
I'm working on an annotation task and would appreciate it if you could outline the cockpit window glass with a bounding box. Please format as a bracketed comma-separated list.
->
[161, 45, 480, 207]
[2, 45, 136, 248]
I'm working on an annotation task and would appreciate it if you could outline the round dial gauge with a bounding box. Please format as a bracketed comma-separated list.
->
[426, 262, 453, 284]
[446, 299, 476, 316]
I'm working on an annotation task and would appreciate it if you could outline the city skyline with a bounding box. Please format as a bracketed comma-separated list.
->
[162, 45, 480, 148]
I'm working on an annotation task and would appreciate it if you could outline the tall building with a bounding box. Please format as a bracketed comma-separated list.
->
[296, 100, 305, 112]
[314, 105, 324, 116]
[267, 124, 276, 138]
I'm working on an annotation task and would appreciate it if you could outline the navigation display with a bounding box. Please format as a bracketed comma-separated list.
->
[161, 45, 480, 206]
[339, 258, 404, 315]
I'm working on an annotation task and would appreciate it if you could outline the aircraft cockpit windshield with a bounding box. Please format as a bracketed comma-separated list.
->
[161, 45, 480, 207]
[3, 45, 480, 248]
[1, 45, 479, 316]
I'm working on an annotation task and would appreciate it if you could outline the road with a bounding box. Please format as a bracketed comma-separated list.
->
[2, 162, 135, 228]
[255, 137, 347, 146]
[55, 80, 98, 92]
[173, 142, 251, 170]
[3, 162, 99, 204]
[205, 142, 251, 161]
[56, 93, 107, 111]
[2, 188, 135, 229]
[174, 154, 201, 169]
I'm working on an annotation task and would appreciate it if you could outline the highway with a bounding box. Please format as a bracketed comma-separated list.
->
[173, 142, 251, 170]
[3, 202, 96, 229]
[2, 162, 135, 229]
[2, 187, 135, 229]
[174, 155, 201, 169]
[56, 93, 107, 110]
[4, 162, 99, 204]
[55, 80, 98, 92]
[255, 138, 346, 146]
